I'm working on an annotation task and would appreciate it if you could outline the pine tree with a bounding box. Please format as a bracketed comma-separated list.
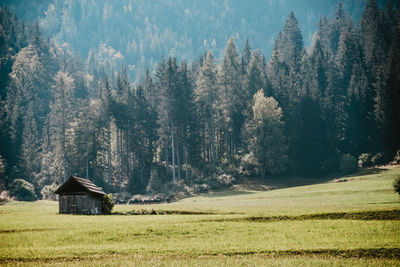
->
[273, 11, 303, 66]
[155, 57, 180, 183]
[6, 45, 50, 180]
[195, 51, 218, 165]
[218, 37, 244, 156]
[50, 71, 75, 182]
[243, 53, 266, 118]
[240, 38, 251, 75]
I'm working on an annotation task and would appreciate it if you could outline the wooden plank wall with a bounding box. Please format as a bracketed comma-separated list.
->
[59, 193, 103, 214]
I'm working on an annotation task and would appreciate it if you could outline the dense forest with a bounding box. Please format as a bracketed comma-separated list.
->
[0, 0, 399, 201]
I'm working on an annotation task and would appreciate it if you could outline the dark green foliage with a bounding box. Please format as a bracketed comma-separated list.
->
[339, 154, 358, 174]
[244, 209, 400, 222]
[394, 176, 400, 196]
[10, 179, 36, 201]
[370, 152, 390, 166]
[102, 193, 114, 214]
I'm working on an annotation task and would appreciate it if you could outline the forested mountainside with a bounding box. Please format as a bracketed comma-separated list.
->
[0, 1, 399, 201]
[1, 0, 372, 80]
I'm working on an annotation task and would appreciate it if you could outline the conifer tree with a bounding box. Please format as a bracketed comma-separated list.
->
[219, 37, 244, 156]
[195, 51, 218, 165]
[50, 71, 75, 182]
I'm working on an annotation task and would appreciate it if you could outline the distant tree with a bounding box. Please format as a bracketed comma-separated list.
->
[49, 71, 75, 183]
[243, 53, 266, 107]
[240, 38, 251, 75]
[155, 57, 180, 183]
[6, 45, 50, 181]
[273, 11, 303, 66]
[218, 37, 244, 156]
[195, 51, 218, 165]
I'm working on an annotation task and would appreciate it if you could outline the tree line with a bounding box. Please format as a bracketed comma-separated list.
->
[0, 1, 399, 197]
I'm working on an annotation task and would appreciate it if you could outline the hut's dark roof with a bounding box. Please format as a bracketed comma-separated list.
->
[54, 176, 106, 195]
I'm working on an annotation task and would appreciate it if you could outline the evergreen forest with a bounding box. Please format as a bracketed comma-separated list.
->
[0, 0, 399, 201]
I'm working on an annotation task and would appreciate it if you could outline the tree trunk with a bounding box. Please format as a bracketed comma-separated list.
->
[176, 139, 181, 181]
[165, 142, 169, 172]
[86, 153, 89, 179]
[171, 119, 176, 183]
[61, 88, 67, 182]
[210, 117, 216, 165]
[107, 120, 112, 184]
[185, 146, 189, 181]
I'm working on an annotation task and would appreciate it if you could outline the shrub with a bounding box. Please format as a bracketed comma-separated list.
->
[239, 152, 257, 177]
[358, 153, 372, 168]
[393, 150, 400, 164]
[371, 152, 385, 166]
[0, 191, 12, 204]
[339, 154, 358, 174]
[102, 193, 114, 214]
[40, 183, 59, 200]
[11, 179, 36, 201]
[146, 168, 162, 193]
[394, 176, 400, 196]
[216, 174, 235, 185]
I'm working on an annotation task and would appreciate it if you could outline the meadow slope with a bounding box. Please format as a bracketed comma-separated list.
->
[1, 167, 400, 266]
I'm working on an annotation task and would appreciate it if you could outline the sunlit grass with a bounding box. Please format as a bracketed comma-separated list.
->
[1, 166, 400, 266]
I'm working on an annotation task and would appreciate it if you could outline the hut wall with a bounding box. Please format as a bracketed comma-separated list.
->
[59, 193, 103, 214]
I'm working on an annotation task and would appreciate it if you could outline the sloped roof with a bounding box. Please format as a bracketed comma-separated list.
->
[54, 176, 106, 195]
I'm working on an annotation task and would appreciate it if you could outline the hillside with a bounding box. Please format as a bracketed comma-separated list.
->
[1, 0, 371, 80]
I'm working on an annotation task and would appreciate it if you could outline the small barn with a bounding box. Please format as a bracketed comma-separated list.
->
[54, 176, 106, 215]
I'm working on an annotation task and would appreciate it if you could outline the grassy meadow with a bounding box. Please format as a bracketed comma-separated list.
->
[1, 166, 400, 266]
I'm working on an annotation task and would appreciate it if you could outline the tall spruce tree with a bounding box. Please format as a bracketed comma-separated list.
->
[195, 51, 218, 165]
[219, 37, 244, 156]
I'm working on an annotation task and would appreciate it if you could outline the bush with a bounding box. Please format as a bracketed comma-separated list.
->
[358, 153, 372, 168]
[394, 176, 400, 196]
[40, 183, 59, 200]
[393, 150, 400, 164]
[239, 152, 257, 177]
[102, 193, 114, 214]
[0, 191, 12, 204]
[146, 168, 162, 193]
[339, 154, 358, 174]
[11, 179, 36, 201]
[371, 152, 386, 166]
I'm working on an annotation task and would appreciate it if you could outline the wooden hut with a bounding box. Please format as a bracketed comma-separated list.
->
[54, 176, 106, 214]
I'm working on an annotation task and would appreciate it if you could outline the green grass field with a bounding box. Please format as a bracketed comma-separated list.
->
[1, 167, 400, 266]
